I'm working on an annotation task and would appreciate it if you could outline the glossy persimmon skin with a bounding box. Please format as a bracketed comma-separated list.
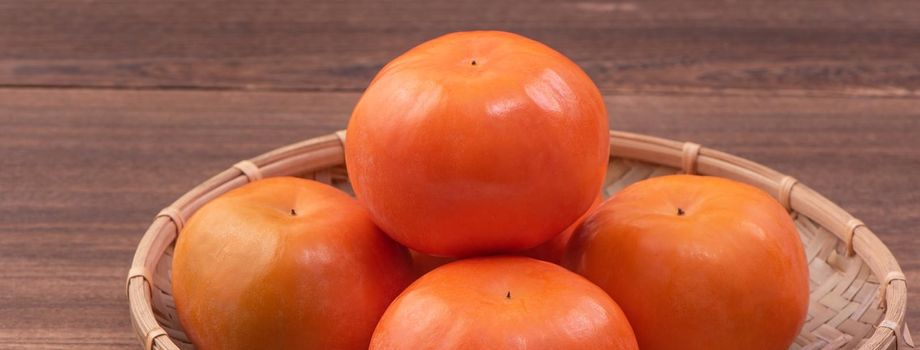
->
[172, 177, 414, 350]
[564, 175, 809, 350]
[346, 31, 609, 257]
[371, 256, 639, 350]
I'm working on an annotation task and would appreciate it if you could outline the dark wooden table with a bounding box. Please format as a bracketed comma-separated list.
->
[1, 1, 918, 349]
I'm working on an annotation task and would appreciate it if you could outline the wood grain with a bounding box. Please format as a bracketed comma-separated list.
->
[2, 1, 920, 347]
[1, 0, 920, 95]
[0, 88, 917, 349]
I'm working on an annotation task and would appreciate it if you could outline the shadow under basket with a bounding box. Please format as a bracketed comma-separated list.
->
[127, 130, 914, 350]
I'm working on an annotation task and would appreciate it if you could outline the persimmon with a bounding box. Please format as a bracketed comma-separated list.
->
[172, 177, 414, 350]
[371, 256, 639, 350]
[564, 175, 809, 350]
[346, 31, 609, 257]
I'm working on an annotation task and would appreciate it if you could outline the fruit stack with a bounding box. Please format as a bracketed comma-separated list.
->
[170, 31, 808, 350]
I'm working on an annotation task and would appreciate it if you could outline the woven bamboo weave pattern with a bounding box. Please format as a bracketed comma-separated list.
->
[127, 131, 912, 350]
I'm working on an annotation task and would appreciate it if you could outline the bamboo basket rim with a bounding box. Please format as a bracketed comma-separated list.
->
[127, 130, 912, 350]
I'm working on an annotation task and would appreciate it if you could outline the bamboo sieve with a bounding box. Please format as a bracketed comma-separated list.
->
[127, 130, 913, 350]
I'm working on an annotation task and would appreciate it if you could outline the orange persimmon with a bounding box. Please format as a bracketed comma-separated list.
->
[564, 175, 809, 350]
[346, 31, 609, 257]
[172, 177, 414, 350]
[371, 256, 639, 350]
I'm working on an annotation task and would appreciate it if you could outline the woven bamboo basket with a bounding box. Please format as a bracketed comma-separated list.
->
[127, 130, 914, 350]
